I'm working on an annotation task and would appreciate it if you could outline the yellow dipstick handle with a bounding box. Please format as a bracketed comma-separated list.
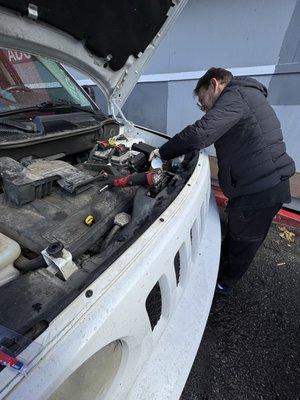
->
[84, 215, 94, 226]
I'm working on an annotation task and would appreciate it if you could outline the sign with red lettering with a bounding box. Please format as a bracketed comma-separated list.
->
[4, 50, 31, 64]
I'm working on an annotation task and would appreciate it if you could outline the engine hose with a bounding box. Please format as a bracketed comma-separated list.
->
[100, 225, 120, 251]
[14, 254, 46, 272]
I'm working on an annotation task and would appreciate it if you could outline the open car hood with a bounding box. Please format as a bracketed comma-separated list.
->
[0, 1, 188, 112]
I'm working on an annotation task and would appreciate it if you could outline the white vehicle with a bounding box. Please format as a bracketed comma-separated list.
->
[0, 1, 220, 399]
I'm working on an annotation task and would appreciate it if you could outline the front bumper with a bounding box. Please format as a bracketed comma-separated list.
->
[128, 194, 221, 399]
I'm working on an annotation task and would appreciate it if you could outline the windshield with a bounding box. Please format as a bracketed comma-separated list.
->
[0, 48, 95, 113]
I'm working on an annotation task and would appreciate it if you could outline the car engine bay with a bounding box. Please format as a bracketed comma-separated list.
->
[0, 115, 197, 346]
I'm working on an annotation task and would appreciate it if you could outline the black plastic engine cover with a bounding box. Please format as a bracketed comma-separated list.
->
[0, 183, 136, 257]
[0, 157, 57, 206]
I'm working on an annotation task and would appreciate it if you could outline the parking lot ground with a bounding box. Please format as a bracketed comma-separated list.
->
[181, 222, 300, 400]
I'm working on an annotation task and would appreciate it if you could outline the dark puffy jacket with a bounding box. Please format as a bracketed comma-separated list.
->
[159, 77, 295, 199]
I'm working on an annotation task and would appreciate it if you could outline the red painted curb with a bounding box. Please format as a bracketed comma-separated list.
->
[212, 186, 300, 229]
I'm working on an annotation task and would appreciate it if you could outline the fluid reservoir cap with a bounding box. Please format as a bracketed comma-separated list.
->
[84, 215, 94, 226]
[150, 157, 163, 170]
[47, 241, 64, 258]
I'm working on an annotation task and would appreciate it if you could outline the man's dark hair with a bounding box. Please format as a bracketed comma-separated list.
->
[193, 67, 233, 95]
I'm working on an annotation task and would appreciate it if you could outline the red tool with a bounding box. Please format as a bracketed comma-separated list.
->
[112, 171, 158, 187]
[0, 348, 25, 372]
[98, 171, 160, 193]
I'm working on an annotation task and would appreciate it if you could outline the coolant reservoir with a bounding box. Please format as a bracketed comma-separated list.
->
[0, 232, 21, 286]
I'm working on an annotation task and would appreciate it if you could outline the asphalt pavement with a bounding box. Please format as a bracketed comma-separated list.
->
[180, 221, 300, 400]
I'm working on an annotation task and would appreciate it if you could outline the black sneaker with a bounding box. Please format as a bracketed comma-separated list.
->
[215, 282, 232, 296]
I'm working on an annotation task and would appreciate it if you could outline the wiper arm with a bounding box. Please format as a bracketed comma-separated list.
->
[0, 103, 55, 118]
[47, 99, 99, 115]
[0, 100, 101, 118]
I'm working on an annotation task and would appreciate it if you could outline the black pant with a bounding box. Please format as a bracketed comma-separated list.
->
[218, 203, 282, 288]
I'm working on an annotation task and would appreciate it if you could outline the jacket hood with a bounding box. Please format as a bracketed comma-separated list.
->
[228, 76, 268, 97]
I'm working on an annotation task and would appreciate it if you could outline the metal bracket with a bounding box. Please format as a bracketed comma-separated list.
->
[28, 3, 38, 20]
[42, 247, 78, 281]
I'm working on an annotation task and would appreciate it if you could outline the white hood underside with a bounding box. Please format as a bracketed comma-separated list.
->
[0, 1, 188, 113]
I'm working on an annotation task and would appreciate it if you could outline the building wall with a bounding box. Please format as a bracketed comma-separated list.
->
[143, 0, 298, 73]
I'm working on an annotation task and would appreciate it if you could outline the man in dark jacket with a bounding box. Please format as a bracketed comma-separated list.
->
[150, 67, 295, 295]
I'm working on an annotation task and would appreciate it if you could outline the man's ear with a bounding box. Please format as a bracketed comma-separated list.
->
[210, 78, 218, 92]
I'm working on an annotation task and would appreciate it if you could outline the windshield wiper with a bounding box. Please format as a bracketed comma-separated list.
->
[39, 99, 99, 115]
[0, 99, 101, 118]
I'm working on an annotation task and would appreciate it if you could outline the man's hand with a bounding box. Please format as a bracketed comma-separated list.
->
[149, 148, 161, 161]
